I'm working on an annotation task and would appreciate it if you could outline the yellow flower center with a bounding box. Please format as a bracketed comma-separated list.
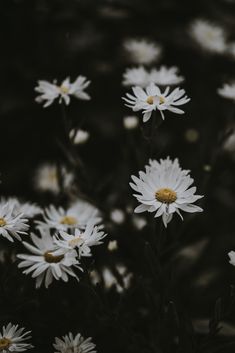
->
[0, 338, 11, 350]
[0, 218, 6, 227]
[60, 216, 77, 225]
[146, 96, 154, 104]
[159, 96, 165, 104]
[60, 85, 69, 94]
[68, 236, 83, 247]
[155, 188, 177, 203]
[48, 170, 58, 182]
[44, 251, 64, 263]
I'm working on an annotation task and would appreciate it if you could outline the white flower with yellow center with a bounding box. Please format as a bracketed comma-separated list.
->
[123, 83, 190, 122]
[149, 66, 184, 86]
[122, 66, 150, 87]
[123, 39, 162, 64]
[218, 83, 235, 101]
[0, 203, 29, 242]
[130, 158, 203, 227]
[53, 221, 106, 258]
[0, 323, 33, 353]
[190, 19, 226, 54]
[36, 200, 101, 232]
[34, 164, 74, 195]
[53, 332, 96, 353]
[17, 229, 81, 288]
[35, 75, 91, 108]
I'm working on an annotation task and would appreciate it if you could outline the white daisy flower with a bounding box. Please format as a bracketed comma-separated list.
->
[228, 251, 235, 266]
[123, 83, 190, 122]
[0, 203, 29, 242]
[147, 156, 190, 175]
[130, 157, 203, 227]
[123, 115, 139, 129]
[123, 39, 162, 64]
[190, 19, 226, 54]
[53, 221, 106, 258]
[218, 83, 235, 100]
[36, 200, 101, 232]
[69, 129, 90, 144]
[149, 66, 184, 86]
[122, 66, 150, 87]
[53, 332, 96, 353]
[0, 198, 42, 218]
[17, 229, 81, 288]
[34, 164, 74, 195]
[35, 76, 91, 107]
[0, 323, 33, 353]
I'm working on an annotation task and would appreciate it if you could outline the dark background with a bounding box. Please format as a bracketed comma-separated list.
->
[2, 0, 235, 352]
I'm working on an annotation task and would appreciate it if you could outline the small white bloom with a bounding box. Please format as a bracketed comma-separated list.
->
[123, 39, 162, 65]
[227, 42, 235, 59]
[122, 66, 150, 87]
[107, 240, 118, 251]
[0, 198, 42, 218]
[123, 115, 139, 129]
[0, 323, 33, 353]
[102, 264, 132, 293]
[36, 200, 101, 232]
[190, 19, 226, 54]
[110, 209, 125, 224]
[223, 129, 235, 153]
[35, 76, 91, 107]
[123, 83, 190, 122]
[218, 83, 235, 100]
[132, 215, 147, 230]
[69, 129, 90, 144]
[17, 229, 81, 288]
[53, 332, 96, 353]
[130, 157, 203, 227]
[53, 221, 106, 258]
[34, 164, 73, 194]
[228, 251, 235, 266]
[149, 66, 184, 86]
[0, 203, 29, 242]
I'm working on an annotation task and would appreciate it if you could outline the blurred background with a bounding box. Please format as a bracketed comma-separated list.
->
[2, 0, 235, 352]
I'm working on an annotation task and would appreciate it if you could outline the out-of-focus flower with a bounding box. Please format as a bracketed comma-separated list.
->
[123, 83, 190, 122]
[53, 221, 106, 258]
[35, 76, 91, 107]
[228, 251, 235, 266]
[36, 200, 101, 232]
[132, 215, 147, 230]
[223, 129, 235, 153]
[0, 323, 33, 353]
[130, 157, 203, 227]
[150, 66, 184, 86]
[123, 39, 162, 65]
[123, 115, 139, 129]
[227, 42, 235, 59]
[18, 229, 81, 288]
[190, 19, 226, 54]
[69, 129, 90, 144]
[53, 332, 96, 353]
[122, 66, 150, 87]
[0, 203, 29, 242]
[184, 128, 200, 143]
[34, 164, 73, 195]
[0, 197, 42, 218]
[218, 83, 235, 100]
[107, 240, 118, 251]
[90, 264, 132, 293]
[110, 209, 125, 224]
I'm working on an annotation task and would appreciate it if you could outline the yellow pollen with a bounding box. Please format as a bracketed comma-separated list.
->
[146, 96, 154, 104]
[155, 188, 177, 204]
[0, 338, 11, 350]
[0, 218, 6, 227]
[159, 96, 165, 104]
[60, 85, 69, 94]
[44, 251, 64, 263]
[60, 216, 77, 225]
[68, 236, 83, 247]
